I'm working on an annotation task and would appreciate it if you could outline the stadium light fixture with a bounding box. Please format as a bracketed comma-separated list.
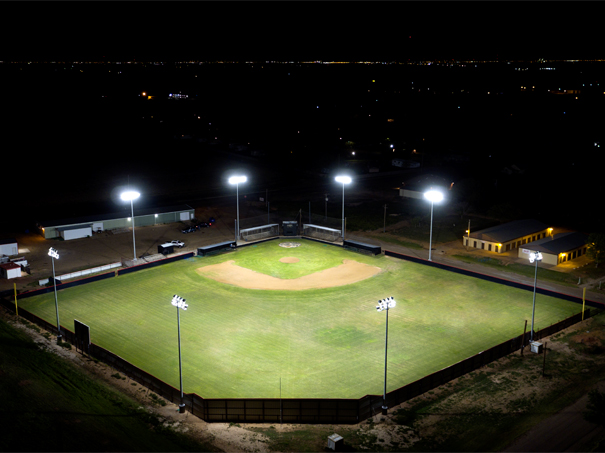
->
[48, 247, 62, 343]
[171, 295, 188, 413]
[424, 189, 444, 261]
[335, 176, 352, 239]
[120, 190, 140, 261]
[529, 251, 543, 344]
[376, 296, 396, 415]
[229, 176, 247, 242]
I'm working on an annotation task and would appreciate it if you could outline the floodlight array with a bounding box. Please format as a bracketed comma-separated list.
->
[376, 296, 396, 312]
[529, 251, 543, 263]
[172, 295, 188, 310]
[48, 247, 59, 259]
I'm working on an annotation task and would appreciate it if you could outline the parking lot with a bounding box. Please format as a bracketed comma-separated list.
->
[1, 211, 236, 293]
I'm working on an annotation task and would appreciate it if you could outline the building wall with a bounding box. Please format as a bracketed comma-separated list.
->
[40, 210, 195, 239]
[463, 228, 550, 254]
[517, 245, 588, 266]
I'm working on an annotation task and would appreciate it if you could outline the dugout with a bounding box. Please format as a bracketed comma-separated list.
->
[283, 221, 299, 236]
[197, 241, 236, 256]
[343, 240, 381, 256]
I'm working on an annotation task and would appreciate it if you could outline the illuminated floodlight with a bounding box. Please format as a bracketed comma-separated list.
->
[171, 294, 188, 414]
[172, 295, 188, 310]
[376, 297, 396, 312]
[424, 190, 444, 203]
[335, 175, 352, 184]
[228, 176, 247, 185]
[529, 251, 543, 264]
[375, 296, 396, 415]
[229, 175, 247, 242]
[120, 191, 140, 201]
[48, 247, 61, 343]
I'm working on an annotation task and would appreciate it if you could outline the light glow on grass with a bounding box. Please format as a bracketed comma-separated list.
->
[20, 239, 581, 399]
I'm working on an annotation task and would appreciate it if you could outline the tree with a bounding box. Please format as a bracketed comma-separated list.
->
[586, 233, 605, 268]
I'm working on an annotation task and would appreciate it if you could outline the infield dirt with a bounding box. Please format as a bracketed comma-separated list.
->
[196, 259, 382, 290]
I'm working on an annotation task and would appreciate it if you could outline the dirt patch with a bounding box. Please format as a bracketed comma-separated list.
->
[196, 259, 382, 290]
[279, 257, 300, 263]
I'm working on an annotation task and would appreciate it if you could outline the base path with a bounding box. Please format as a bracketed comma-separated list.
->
[196, 259, 382, 290]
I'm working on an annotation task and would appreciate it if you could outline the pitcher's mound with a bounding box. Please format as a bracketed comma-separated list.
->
[279, 257, 300, 263]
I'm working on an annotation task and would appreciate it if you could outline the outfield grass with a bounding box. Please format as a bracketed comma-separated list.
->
[19, 239, 582, 400]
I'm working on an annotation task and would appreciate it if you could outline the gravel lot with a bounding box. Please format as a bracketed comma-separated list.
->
[1, 207, 235, 293]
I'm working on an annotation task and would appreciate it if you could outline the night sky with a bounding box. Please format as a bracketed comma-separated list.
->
[4, 3, 603, 63]
[2, 2, 605, 233]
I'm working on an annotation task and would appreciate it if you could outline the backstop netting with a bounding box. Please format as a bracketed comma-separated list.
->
[240, 224, 280, 242]
[302, 224, 342, 242]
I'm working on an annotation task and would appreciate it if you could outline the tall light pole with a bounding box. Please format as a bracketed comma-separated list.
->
[335, 176, 351, 239]
[121, 190, 140, 261]
[48, 247, 62, 343]
[424, 189, 444, 261]
[529, 251, 543, 343]
[376, 296, 396, 415]
[228, 176, 247, 242]
[171, 294, 188, 414]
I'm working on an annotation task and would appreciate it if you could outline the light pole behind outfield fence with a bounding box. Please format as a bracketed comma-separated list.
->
[335, 176, 351, 239]
[376, 296, 396, 415]
[424, 189, 444, 262]
[49, 247, 62, 344]
[172, 295, 188, 414]
[529, 251, 543, 343]
[229, 175, 247, 242]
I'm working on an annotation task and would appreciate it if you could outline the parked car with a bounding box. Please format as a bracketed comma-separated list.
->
[181, 226, 196, 234]
[196, 222, 211, 229]
[170, 240, 185, 248]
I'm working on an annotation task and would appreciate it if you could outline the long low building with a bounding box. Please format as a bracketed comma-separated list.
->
[518, 232, 589, 266]
[37, 205, 195, 240]
[463, 219, 553, 254]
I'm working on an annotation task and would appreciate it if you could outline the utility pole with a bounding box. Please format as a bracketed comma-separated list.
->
[325, 194, 328, 221]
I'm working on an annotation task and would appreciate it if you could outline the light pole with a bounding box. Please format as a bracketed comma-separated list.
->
[48, 247, 62, 343]
[424, 189, 444, 261]
[228, 176, 247, 242]
[376, 296, 396, 415]
[171, 294, 188, 414]
[335, 176, 352, 239]
[121, 191, 140, 261]
[529, 251, 543, 343]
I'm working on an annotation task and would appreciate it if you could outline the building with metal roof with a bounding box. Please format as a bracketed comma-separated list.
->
[37, 205, 195, 240]
[518, 232, 589, 266]
[463, 219, 552, 254]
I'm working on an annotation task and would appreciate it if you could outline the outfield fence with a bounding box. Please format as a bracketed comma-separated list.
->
[0, 295, 594, 424]
[2, 240, 602, 424]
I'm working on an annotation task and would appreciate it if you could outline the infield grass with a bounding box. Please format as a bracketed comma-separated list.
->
[19, 239, 582, 399]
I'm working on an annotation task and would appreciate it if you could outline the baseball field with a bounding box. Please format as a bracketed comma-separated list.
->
[19, 239, 582, 399]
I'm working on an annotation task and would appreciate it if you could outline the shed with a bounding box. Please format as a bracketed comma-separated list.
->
[518, 232, 589, 266]
[0, 239, 18, 256]
[463, 219, 551, 254]
[57, 224, 93, 241]
[0, 262, 21, 279]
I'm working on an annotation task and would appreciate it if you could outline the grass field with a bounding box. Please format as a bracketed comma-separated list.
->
[19, 239, 582, 399]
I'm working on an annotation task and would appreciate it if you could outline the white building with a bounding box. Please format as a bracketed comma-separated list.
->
[0, 262, 21, 279]
[0, 239, 18, 256]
